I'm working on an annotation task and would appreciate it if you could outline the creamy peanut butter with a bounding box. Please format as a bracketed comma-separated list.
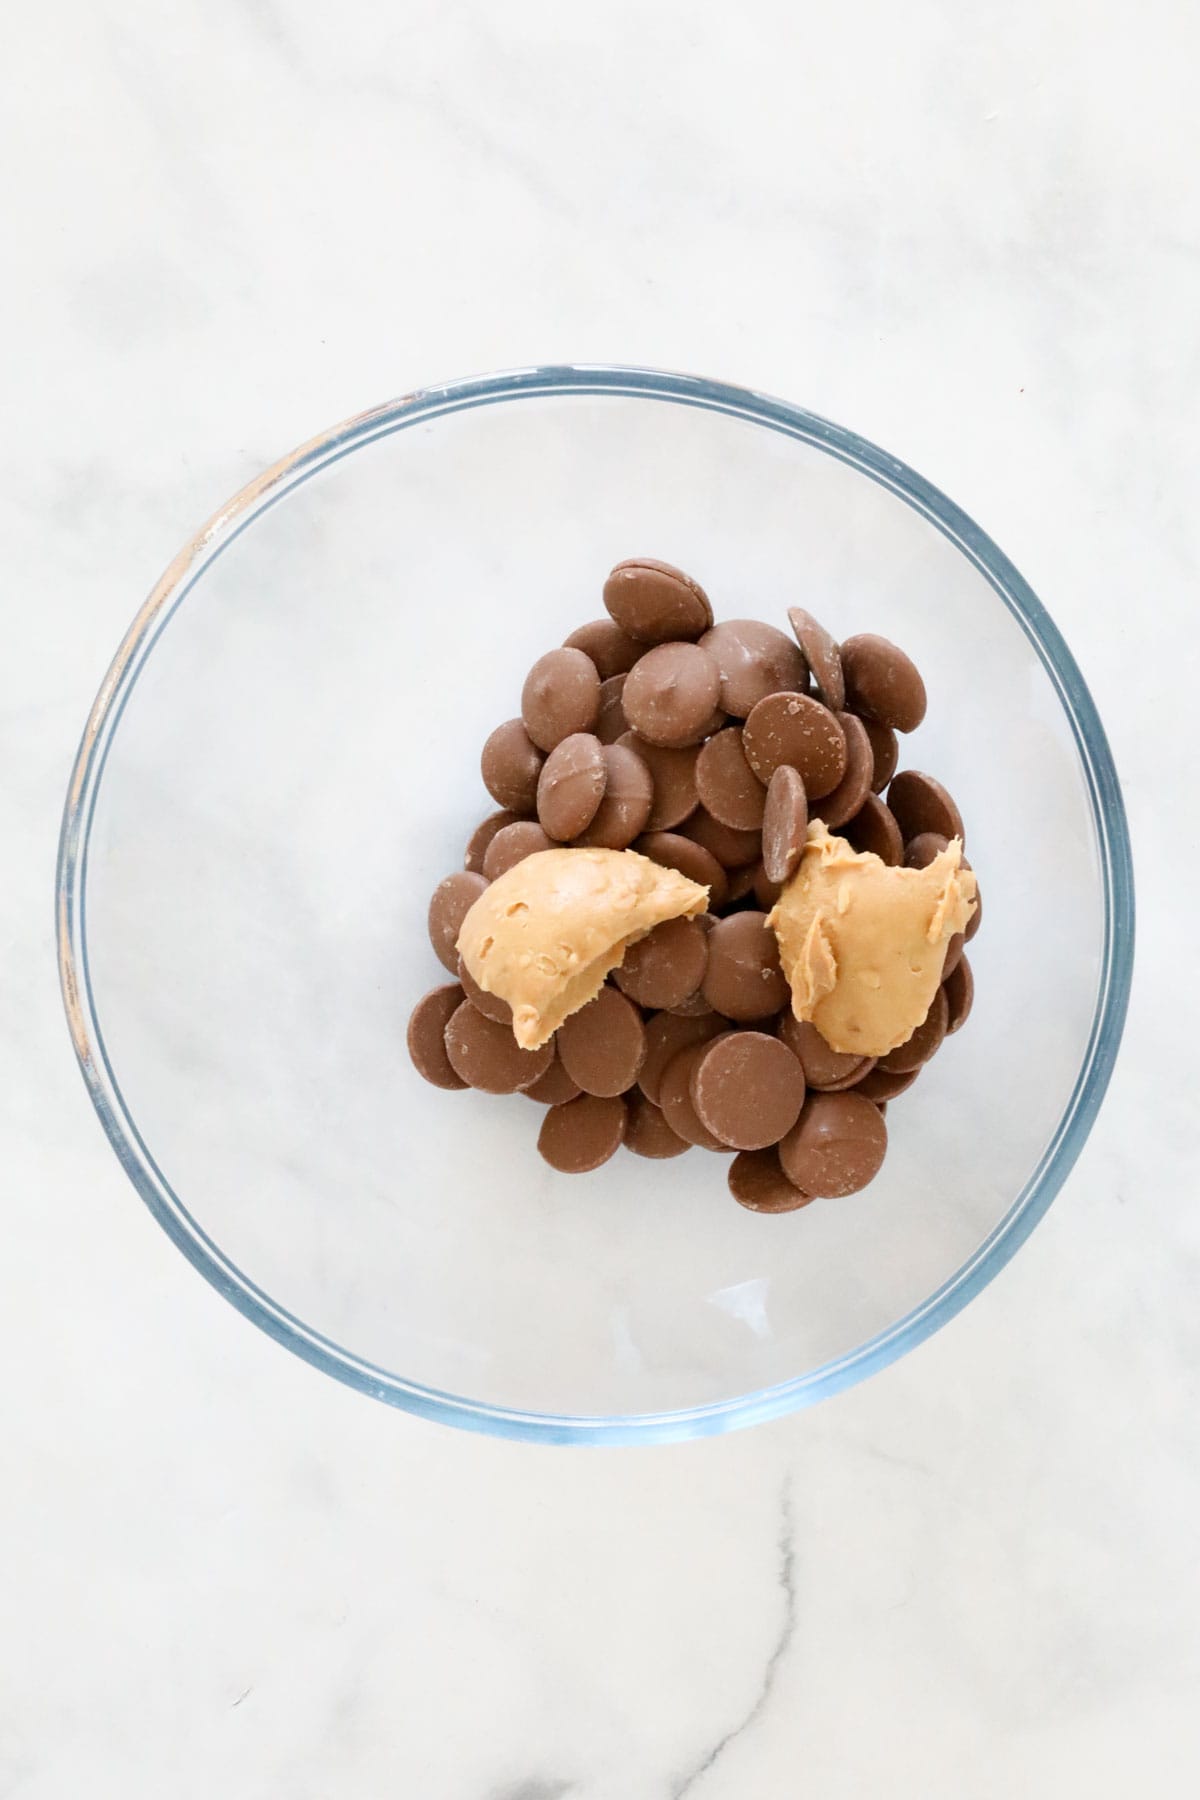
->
[768, 823, 976, 1057]
[457, 848, 710, 1050]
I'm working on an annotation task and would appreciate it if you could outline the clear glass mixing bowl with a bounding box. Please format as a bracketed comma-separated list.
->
[57, 366, 1134, 1443]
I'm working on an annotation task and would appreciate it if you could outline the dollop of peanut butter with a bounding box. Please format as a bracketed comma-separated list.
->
[457, 848, 709, 1050]
[768, 822, 977, 1057]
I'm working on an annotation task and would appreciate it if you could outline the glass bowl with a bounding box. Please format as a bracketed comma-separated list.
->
[57, 365, 1134, 1444]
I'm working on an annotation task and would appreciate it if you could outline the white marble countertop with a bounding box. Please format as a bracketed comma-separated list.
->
[3, 2, 1196, 1793]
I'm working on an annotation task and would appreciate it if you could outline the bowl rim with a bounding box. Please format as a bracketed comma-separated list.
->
[56, 362, 1135, 1445]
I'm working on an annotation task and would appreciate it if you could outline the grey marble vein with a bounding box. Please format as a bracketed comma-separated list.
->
[669, 1476, 797, 1799]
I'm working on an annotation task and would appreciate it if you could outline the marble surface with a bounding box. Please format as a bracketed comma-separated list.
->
[2, 1, 1196, 1793]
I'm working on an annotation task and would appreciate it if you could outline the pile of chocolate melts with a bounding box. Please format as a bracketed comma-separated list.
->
[407, 558, 980, 1214]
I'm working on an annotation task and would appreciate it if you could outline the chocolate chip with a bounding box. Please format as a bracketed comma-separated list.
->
[481, 820, 554, 880]
[614, 916, 708, 1010]
[689, 1031, 806, 1150]
[965, 882, 982, 942]
[728, 1147, 813, 1213]
[624, 1092, 690, 1159]
[887, 770, 964, 844]
[563, 617, 642, 678]
[668, 988, 715, 1017]
[603, 559, 713, 643]
[813, 711, 873, 831]
[862, 717, 899, 792]
[855, 1065, 919, 1102]
[761, 765, 808, 885]
[904, 831, 951, 869]
[536, 732, 607, 841]
[522, 1058, 584, 1106]
[556, 985, 647, 1097]
[406, 983, 469, 1090]
[842, 792, 903, 865]
[942, 932, 966, 979]
[594, 674, 630, 745]
[879, 985, 949, 1074]
[658, 1042, 729, 1150]
[456, 954, 512, 1025]
[537, 1094, 627, 1172]
[777, 1014, 876, 1092]
[465, 809, 524, 874]
[428, 870, 488, 974]
[778, 1091, 888, 1197]
[699, 620, 807, 717]
[443, 1000, 553, 1094]
[724, 863, 759, 905]
[695, 727, 767, 830]
[753, 863, 782, 910]
[840, 634, 927, 733]
[617, 734, 699, 832]
[521, 647, 602, 752]
[701, 912, 789, 1021]
[786, 607, 844, 710]
[944, 955, 974, 1033]
[635, 830, 729, 909]
[574, 743, 654, 848]
[742, 692, 848, 799]
[637, 1011, 724, 1106]
[622, 643, 722, 747]
[680, 808, 762, 870]
[481, 719, 544, 812]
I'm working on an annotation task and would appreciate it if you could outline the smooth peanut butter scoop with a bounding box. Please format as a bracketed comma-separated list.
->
[457, 847, 709, 1050]
[768, 822, 976, 1058]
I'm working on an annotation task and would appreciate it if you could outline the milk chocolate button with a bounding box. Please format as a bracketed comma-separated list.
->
[614, 916, 708, 1010]
[536, 733, 607, 840]
[702, 912, 789, 1020]
[779, 1092, 888, 1197]
[618, 734, 699, 832]
[699, 620, 807, 717]
[669, 988, 715, 1017]
[855, 1064, 919, 1102]
[879, 984, 949, 1074]
[428, 870, 489, 974]
[594, 674, 630, 744]
[753, 863, 782, 910]
[724, 863, 758, 906]
[456, 953, 512, 1025]
[695, 728, 767, 830]
[637, 1011, 724, 1106]
[658, 1042, 729, 1150]
[840, 634, 927, 733]
[728, 1148, 813, 1213]
[635, 831, 729, 909]
[680, 808, 762, 869]
[622, 643, 722, 747]
[904, 831, 951, 869]
[941, 932, 965, 979]
[406, 983, 468, 1090]
[777, 1014, 876, 1092]
[465, 809, 523, 874]
[563, 617, 642, 678]
[965, 882, 982, 941]
[786, 607, 844, 710]
[690, 1031, 806, 1150]
[556, 985, 647, 1096]
[574, 743, 654, 848]
[862, 717, 899, 792]
[814, 711, 873, 831]
[522, 1058, 583, 1106]
[443, 1000, 553, 1093]
[624, 1092, 690, 1159]
[521, 647, 602, 752]
[482, 819, 555, 880]
[944, 954, 974, 1033]
[843, 792, 903, 865]
[761, 765, 809, 884]
[538, 1094, 627, 1172]
[887, 770, 964, 844]
[603, 558, 713, 643]
[742, 692, 848, 799]
[481, 719, 545, 812]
